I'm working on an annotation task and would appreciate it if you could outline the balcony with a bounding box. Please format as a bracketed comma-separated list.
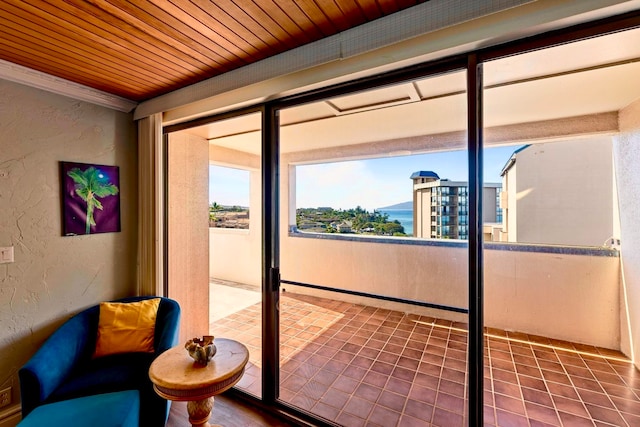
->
[211, 284, 638, 426]
[209, 228, 636, 426]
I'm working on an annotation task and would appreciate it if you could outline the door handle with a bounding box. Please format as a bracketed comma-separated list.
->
[271, 267, 280, 292]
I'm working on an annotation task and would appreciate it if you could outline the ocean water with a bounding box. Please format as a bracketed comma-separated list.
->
[378, 209, 413, 236]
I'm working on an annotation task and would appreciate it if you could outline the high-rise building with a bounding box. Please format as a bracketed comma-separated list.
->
[411, 171, 502, 239]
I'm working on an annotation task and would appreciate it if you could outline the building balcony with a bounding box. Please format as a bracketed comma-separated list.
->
[209, 229, 636, 426]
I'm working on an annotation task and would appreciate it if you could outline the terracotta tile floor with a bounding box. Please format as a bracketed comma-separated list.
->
[211, 288, 640, 427]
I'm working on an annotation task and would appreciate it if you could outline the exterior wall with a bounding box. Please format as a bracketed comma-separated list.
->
[614, 97, 640, 368]
[167, 133, 209, 341]
[505, 137, 614, 246]
[483, 187, 499, 223]
[503, 163, 517, 241]
[414, 187, 431, 238]
[208, 147, 262, 288]
[0, 79, 137, 413]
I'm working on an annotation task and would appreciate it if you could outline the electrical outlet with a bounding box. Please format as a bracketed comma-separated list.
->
[0, 387, 10, 409]
[0, 247, 13, 264]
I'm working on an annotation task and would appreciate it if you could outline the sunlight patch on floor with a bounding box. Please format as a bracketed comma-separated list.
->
[209, 282, 261, 322]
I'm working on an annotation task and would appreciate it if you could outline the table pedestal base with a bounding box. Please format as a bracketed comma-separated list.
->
[149, 339, 249, 427]
[187, 397, 216, 427]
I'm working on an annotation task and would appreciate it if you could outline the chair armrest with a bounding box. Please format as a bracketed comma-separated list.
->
[19, 309, 96, 416]
[154, 298, 181, 355]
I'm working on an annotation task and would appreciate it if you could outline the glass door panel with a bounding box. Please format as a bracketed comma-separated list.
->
[481, 29, 639, 426]
[166, 112, 264, 398]
[278, 70, 470, 425]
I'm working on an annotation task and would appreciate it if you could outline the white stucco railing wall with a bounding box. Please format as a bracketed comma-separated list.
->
[484, 245, 620, 349]
[209, 228, 261, 287]
[210, 225, 621, 350]
[281, 234, 621, 351]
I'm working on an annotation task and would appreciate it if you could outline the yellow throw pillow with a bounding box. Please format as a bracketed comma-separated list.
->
[94, 298, 161, 358]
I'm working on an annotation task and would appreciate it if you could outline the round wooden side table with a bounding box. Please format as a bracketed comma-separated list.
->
[149, 338, 249, 427]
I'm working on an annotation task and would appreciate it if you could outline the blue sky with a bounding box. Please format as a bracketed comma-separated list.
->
[296, 145, 522, 210]
[210, 145, 521, 210]
[209, 165, 250, 207]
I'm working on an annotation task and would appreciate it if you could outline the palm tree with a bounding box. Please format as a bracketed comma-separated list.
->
[67, 167, 119, 234]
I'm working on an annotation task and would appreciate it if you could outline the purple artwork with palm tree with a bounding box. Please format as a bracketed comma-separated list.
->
[61, 162, 121, 236]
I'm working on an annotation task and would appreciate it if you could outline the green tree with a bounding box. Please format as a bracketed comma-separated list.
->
[383, 222, 405, 235]
[67, 167, 119, 234]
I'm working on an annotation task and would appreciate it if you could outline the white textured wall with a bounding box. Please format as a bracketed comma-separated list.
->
[0, 79, 137, 411]
[485, 249, 619, 349]
[504, 162, 517, 240]
[280, 234, 620, 349]
[513, 137, 614, 246]
[209, 228, 261, 288]
[483, 187, 499, 223]
[615, 98, 640, 368]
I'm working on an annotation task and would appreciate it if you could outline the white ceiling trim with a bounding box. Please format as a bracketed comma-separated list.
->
[0, 59, 137, 113]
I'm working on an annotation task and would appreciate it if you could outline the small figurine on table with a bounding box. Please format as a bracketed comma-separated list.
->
[185, 335, 217, 366]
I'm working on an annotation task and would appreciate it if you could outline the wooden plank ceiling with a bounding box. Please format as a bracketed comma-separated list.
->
[0, 0, 426, 102]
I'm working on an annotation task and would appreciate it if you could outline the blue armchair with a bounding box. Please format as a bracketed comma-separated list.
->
[19, 296, 180, 427]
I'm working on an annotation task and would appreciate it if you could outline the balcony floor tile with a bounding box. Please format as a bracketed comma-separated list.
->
[210, 283, 639, 426]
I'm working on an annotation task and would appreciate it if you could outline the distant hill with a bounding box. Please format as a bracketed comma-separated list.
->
[378, 201, 412, 210]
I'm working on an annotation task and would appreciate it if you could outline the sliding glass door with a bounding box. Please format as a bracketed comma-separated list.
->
[161, 14, 640, 427]
[276, 68, 472, 425]
[165, 110, 265, 399]
[480, 28, 639, 427]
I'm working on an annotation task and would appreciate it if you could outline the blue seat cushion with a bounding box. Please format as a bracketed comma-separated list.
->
[48, 352, 153, 402]
[18, 390, 139, 427]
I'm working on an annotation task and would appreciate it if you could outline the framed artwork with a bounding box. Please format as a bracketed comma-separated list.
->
[61, 161, 121, 236]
